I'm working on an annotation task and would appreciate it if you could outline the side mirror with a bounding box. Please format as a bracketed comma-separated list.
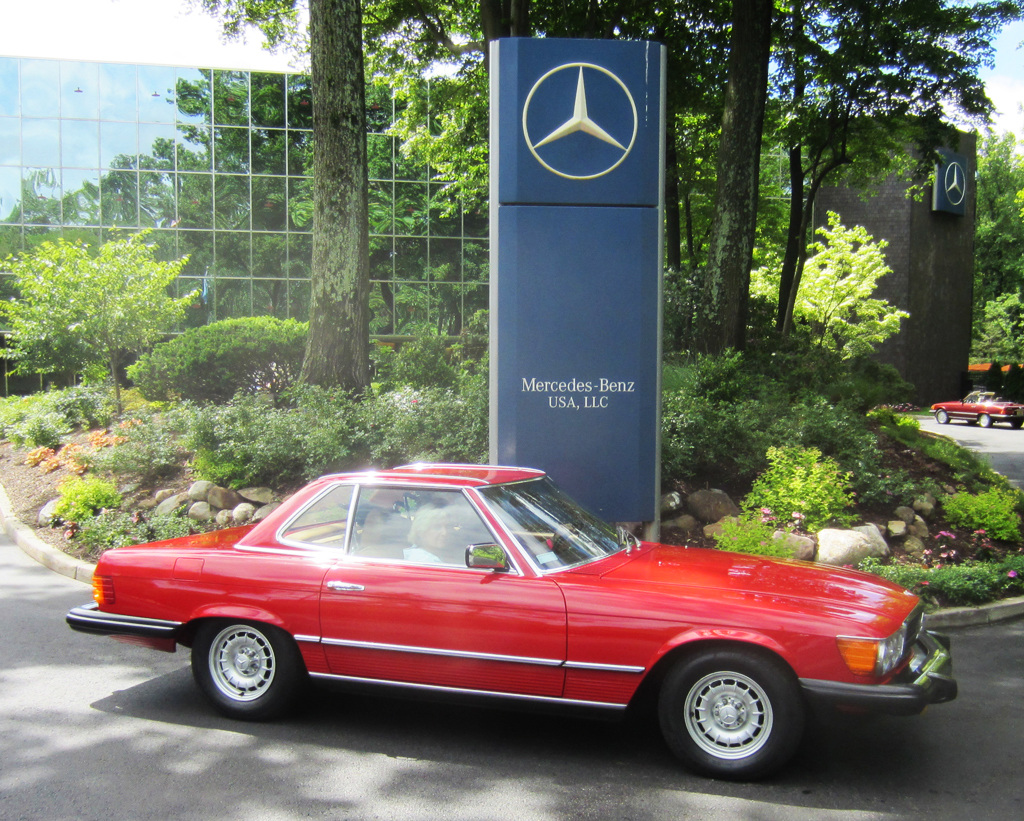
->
[466, 543, 509, 571]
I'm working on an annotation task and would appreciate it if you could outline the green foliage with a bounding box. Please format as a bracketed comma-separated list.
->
[77, 511, 196, 556]
[973, 293, 1024, 365]
[745, 446, 854, 530]
[371, 334, 458, 391]
[829, 358, 914, 411]
[93, 415, 185, 484]
[128, 317, 308, 404]
[860, 555, 1024, 608]
[0, 385, 114, 448]
[54, 476, 123, 523]
[712, 515, 793, 559]
[943, 488, 1022, 542]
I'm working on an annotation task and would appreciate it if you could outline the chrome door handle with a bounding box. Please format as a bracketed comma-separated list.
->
[326, 581, 365, 592]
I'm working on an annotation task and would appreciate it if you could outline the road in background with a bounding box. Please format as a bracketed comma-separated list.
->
[918, 413, 1024, 485]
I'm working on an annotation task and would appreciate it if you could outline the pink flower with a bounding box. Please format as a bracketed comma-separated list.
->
[1009, 570, 1019, 578]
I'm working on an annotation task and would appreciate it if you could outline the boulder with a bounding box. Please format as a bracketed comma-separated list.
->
[232, 503, 257, 524]
[903, 535, 926, 560]
[252, 503, 281, 523]
[816, 528, 887, 566]
[155, 492, 188, 517]
[909, 515, 929, 540]
[137, 497, 158, 511]
[214, 509, 234, 527]
[660, 491, 686, 517]
[188, 501, 213, 522]
[913, 495, 936, 519]
[772, 530, 816, 561]
[702, 516, 738, 540]
[188, 480, 215, 502]
[153, 488, 177, 504]
[688, 489, 740, 523]
[38, 499, 59, 528]
[887, 520, 908, 539]
[852, 523, 890, 558]
[663, 513, 700, 534]
[894, 506, 916, 525]
[238, 487, 275, 506]
[208, 486, 244, 511]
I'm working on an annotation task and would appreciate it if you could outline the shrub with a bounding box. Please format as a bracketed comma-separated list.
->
[77, 510, 195, 555]
[0, 386, 115, 447]
[372, 334, 458, 390]
[128, 317, 307, 403]
[744, 446, 854, 530]
[53, 475, 123, 523]
[712, 515, 793, 558]
[860, 555, 1024, 607]
[943, 487, 1022, 541]
[93, 415, 185, 484]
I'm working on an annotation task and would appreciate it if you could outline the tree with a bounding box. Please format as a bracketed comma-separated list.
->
[0, 232, 193, 411]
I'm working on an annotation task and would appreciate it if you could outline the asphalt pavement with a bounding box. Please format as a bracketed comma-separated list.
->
[918, 412, 1024, 486]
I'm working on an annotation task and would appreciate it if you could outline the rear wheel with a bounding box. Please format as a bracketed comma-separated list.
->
[1011, 419, 1023, 429]
[979, 413, 993, 428]
[935, 410, 950, 424]
[658, 647, 805, 780]
[192, 620, 305, 720]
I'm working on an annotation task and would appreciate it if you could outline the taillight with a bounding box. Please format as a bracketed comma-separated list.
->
[92, 575, 115, 607]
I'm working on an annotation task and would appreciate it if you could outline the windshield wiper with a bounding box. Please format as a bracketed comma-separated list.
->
[616, 525, 640, 553]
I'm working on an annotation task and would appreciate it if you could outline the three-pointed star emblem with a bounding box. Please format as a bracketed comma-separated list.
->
[532, 68, 626, 151]
[944, 161, 966, 205]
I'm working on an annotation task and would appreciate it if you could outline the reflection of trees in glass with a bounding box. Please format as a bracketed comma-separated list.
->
[20, 169, 62, 225]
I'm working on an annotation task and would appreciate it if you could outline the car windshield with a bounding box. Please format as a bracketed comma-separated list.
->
[479, 477, 622, 570]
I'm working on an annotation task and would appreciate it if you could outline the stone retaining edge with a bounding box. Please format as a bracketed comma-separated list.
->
[3, 481, 1022, 625]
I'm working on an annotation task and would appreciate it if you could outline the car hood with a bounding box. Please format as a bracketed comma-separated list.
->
[595, 543, 916, 619]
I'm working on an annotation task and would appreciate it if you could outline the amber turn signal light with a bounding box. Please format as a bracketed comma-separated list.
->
[836, 636, 879, 676]
[92, 575, 115, 607]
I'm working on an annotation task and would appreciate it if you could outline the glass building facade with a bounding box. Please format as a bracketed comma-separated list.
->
[0, 56, 488, 338]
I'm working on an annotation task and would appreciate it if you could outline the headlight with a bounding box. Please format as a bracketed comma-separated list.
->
[837, 623, 908, 677]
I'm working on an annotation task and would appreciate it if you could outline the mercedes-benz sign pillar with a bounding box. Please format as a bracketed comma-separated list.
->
[489, 38, 666, 532]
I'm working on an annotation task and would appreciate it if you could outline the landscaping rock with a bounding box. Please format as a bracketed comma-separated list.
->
[232, 503, 257, 524]
[208, 486, 244, 511]
[188, 501, 213, 521]
[238, 487, 275, 505]
[913, 494, 936, 519]
[772, 530, 816, 561]
[909, 515, 929, 540]
[154, 488, 177, 504]
[119, 482, 140, 495]
[894, 506, 916, 525]
[660, 491, 686, 516]
[155, 492, 189, 517]
[137, 497, 158, 511]
[887, 520, 908, 539]
[702, 516, 738, 540]
[252, 503, 280, 523]
[38, 499, 59, 528]
[903, 535, 926, 560]
[188, 480, 215, 502]
[663, 513, 700, 533]
[215, 509, 234, 527]
[688, 489, 740, 523]
[852, 523, 890, 558]
[816, 528, 885, 566]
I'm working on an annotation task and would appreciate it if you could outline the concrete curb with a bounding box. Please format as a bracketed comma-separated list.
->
[2, 481, 1023, 625]
[0, 485, 94, 584]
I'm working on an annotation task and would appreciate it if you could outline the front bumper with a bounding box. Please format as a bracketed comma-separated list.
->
[800, 629, 956, 716]
[66, 601, 182, 641]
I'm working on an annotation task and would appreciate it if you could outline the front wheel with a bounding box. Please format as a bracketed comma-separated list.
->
[658, 648, 805, 780]
[192, 620, 305, 720]
[935, 410, 950, 424]
[979, 413, 993, 428]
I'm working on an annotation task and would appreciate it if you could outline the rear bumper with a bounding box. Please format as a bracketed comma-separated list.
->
[800, 630, 957, 716]
[66, 601, 182, 640]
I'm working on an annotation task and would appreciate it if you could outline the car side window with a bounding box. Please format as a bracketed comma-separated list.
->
[352, 488, 494, 567]
[280, 484, 354, 547]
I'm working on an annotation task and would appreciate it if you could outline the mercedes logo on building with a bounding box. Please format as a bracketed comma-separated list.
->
[944, 161, 966, 206]
[522, 63, 638, 180]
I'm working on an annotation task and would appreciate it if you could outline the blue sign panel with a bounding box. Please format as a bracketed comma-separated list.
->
[490, 38, 665, 526]
[932, 149, 968, 216]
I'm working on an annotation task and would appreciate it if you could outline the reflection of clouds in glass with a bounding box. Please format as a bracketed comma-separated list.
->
[22, 119, 60, 167]
[61, 119, 99, 168]
[20, 60, 59, 118]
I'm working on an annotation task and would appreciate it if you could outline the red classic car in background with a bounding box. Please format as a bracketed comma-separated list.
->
[67, 463, 956, 780]
[931, 391, 1024, 428]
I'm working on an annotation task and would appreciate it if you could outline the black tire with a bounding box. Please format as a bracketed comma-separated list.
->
[979, 413, 993, 428]
[658, 647, 805, 780]
[935, 410, 950, 425]
[191, 620, 305, 720]
[1011, 419, 1023, 429]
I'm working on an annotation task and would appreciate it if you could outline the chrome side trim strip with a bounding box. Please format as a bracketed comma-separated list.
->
[293, 634, 321, 643]
[320, 636, 563, 667]
[308, 671, 628, 710]
[563, 661, 647, 674]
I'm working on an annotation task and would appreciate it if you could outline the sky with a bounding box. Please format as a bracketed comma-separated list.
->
[1, 0, 1024, 134]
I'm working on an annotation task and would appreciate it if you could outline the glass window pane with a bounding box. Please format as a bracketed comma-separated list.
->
[101, 121, 137, 168]
[214, 70, 250, 126]
[370, 236, 394, 282]
[369, 180, 393, 235]
[61, 61, 99, 119]
[464, 203, 488, 238]
[0, 225, 22, 257]
[252, 232, 286, 279]
[432, 283, 464, 335]
[287, 129, 311, 176]
[0, 57, 19, 117]
[22, 119, 60, 167]
[287, 277, 310, 321]
[394, 182, 428, 236]
[62, 120, 99, 168]
[252, 176, 286, 231]
[176, 68, 211, 124]
[395, 237, 427, 281]
[177, 173, 213, 229]
[23, 225, 62, 251]
[463, 240, 488, 284]
[0, 167, 21, 223]
[286, 233, 311, 280]
[392, 282, 429, 334]
[462, 283, 488, 325]
[251, 72, 285, 127]
[214, 126, 250, 173]
[429, 238, 462, 282]
[288, 177, 313, 232]
[283, 484, 354, 544]
[215, 175, 250, 230]
[370, 278, 395, 335]
[21, 60, 59, 118]
[176, 125, 211, 171]
[366, 85, 394, 134]
[251, 128, 286, 175]
[215, 232, 251, 280]
[367, 134, 393, 181]
[99, 63, 137, 121]
[62, 168, 100, 226]
[101, 169, 138, 226]
[0, 117, 20, 165]
[137, 66, 176, 123]
[146, 228, 179, 261]
[139, 171, 176, 227]
[139, 123, 176, 171]
[428, 183, 460, 238]
[287, 75, 312, 128]
[179, 230, 214, 278]
[253, 278, 288, 318]
[22, 168, 61, 225]
[212, 277, 252, 320]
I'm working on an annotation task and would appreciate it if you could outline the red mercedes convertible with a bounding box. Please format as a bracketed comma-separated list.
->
[931, 391, 1024, 427]
[67, 463, 956, 780]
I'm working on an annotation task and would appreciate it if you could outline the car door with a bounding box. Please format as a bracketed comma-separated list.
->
[318, 485, 567, 698]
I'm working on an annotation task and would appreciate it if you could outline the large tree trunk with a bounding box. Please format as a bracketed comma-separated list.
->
[300, 0, 371, 391]
[696, 0, 773, 354]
